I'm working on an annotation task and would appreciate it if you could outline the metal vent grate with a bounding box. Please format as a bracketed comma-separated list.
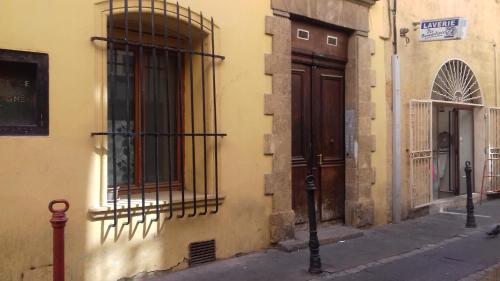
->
[189, 240, 216, 266]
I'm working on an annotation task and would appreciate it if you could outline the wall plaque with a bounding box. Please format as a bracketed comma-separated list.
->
[419, 17, 467, 42]
[0, 49, 48, 135]
[345, 109, 355, 158]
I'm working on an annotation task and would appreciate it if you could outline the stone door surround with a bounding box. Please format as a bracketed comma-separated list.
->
[265, 0, 377, 243]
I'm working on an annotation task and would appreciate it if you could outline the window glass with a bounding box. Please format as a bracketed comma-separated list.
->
[144, 53, 179, 183]
[108, 50, 136, 186]
[107, 49, 179, 187]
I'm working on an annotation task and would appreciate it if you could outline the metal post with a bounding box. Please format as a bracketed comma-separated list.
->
[392, 54, 401, 223]
[49, 199, 70, 281]
[465, 161, 476, 228]
[306, 175, 322, 274]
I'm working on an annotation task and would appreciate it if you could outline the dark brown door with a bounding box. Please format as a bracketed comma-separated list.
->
[292, 63, 345, 223]
[450, 109, 460, 195]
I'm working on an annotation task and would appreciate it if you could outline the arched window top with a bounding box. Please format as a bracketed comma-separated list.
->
[431, 59, 482, 104]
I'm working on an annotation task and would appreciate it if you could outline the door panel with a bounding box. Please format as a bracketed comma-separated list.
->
[458, 110, 474, 194]
[320, 163, 345, 221]
[292, 63, 311, 223]
[292, 63, 345, 223]
[313, 67, 345, 221]
[451, 109, 460, 195]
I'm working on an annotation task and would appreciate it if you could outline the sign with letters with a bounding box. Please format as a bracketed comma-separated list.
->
[420, 17, 467, 42]
[0, 62, 36, 125]
[0, 49, 48, 135]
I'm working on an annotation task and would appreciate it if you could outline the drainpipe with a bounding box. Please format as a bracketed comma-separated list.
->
[494, 42, 498, 107]
[392, 0, 402, 224]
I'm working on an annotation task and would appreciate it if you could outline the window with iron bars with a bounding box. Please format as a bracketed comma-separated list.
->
[91, 1, 225, 226]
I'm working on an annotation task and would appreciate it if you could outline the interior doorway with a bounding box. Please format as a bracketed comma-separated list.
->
[291, 20, 348, 224]
[432, 105, 474, 200]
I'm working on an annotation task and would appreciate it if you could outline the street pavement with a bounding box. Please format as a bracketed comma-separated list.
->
[128, 199, 500, 281]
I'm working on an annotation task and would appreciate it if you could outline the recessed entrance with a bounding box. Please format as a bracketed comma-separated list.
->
[291, 20, 348, 224]
[409, 59, 483, 208]
[432, 105, 474, 199]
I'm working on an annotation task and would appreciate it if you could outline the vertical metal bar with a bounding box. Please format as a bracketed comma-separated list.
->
[124, 0, 132, 226]
[187, 7, 198, 217]
[164, 0, 174, 220]
[151, 0, 161, 222]
[465, 161, 476, 228]
[429, 102, 433, 203]
[108, 0, 118, 227]
[199, 13, 208, 215]
[138, 0, 146, 224]
[494, 108, 500, 191]
[409, 101, 413, 206]
[210, 17, 219, 214]
[449, 110, 452, 192]
[176, 2, 186, 218]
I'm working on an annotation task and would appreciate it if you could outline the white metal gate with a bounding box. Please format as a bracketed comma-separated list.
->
[486, 107, 500, 193]
[409, 100, 433, 208]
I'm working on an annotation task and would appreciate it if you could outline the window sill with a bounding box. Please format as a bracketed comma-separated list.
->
[88, 192, 225, 221]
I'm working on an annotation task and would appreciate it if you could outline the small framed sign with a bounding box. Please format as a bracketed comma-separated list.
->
[420, 17, 467, 42]
[0, 49, 48, 135]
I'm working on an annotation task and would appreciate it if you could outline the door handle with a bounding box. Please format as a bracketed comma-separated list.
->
[317, 154, 323, 166]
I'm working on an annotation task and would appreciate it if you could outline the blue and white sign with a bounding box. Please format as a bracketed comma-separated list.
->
[420, 17, 467, 41]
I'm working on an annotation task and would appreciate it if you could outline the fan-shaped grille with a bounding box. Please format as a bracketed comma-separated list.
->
[431, 59, 481, 104]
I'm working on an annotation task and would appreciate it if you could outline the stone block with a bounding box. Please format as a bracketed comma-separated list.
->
[370, 135, 376, 152]
[357, 116, 371, 137]
[370, 69, 377, 87]
[264, 174, 275, 195]
[345, 199, 374, 227]
[269, 210, 295, 243]
[272, 0, 373, 32]
[371, 102, 376, 120]
[369, 38, 376, 55]
[372, 167, 376, 184]
[265, 54, 289, 75]
[264, 134, 274, 155]
[272, 73, 292, 96]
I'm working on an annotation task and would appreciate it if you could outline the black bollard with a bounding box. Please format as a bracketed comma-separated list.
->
[306, 174, 322, 274]
[465, 161, 476, 228]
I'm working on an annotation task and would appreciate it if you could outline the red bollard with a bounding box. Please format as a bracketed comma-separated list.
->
[49, 199, 70, 281]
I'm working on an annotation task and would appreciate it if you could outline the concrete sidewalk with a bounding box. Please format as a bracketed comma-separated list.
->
[127, 199, 500, 281]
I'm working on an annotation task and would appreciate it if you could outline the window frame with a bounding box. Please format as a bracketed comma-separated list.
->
[109, 44, 185, 195]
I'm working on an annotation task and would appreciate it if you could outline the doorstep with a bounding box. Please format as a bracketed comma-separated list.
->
[429, 192, 481, 214]
[277, 223, 364, 252]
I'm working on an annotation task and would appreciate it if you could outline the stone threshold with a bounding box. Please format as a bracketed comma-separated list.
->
[277, 223, 364, 252]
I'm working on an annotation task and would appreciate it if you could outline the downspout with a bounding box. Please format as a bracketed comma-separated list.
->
[494, 42, 498, 107]
[392, 0, 402, 223]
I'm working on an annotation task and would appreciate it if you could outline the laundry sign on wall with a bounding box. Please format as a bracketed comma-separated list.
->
[420, 17, 467, 42]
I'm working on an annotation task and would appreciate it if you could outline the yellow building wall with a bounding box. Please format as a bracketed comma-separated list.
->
[0, 1, 273, 280]
[395, 0, 500, 217]
[368, 0, 391, 225]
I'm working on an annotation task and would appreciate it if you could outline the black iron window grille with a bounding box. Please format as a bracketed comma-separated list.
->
[91, 1, 225, 226]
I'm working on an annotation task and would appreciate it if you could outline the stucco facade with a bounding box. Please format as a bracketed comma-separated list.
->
[0, 1, 275, 280]
[395, 0, 500, 218]
[0, 1, 498, 281]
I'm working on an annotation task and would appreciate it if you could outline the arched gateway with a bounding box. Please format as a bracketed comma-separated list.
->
[409, 59, 484, 208]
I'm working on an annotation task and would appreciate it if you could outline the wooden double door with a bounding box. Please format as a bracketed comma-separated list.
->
[292, 62, 345, 224]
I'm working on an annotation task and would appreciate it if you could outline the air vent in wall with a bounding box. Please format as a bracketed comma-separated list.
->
[327, 35, 338, 46]
[297, 29, 309, 40]
[189, 239, 216, 266]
